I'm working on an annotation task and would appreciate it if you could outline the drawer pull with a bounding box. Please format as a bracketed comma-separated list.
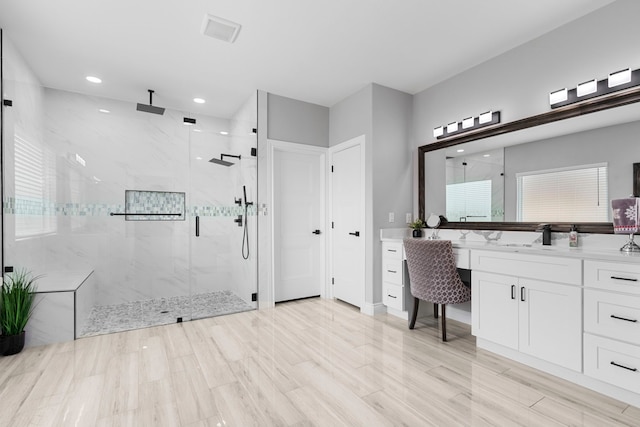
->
[610, 276, 638, 282]
[520, 286, 526, 302]
[387, 295, 397, 299]
[511, 285, 516, 300]
[610, 314, 638, 323]
[387, 270, 397, 273]
[387, 249, 397, 253]
[610, 361, 638, 372]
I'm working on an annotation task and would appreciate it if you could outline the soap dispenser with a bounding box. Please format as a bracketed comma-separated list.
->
[569, 224, 578, 248]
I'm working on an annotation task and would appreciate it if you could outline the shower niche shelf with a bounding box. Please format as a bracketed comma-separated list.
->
[111, 190, 186, 221]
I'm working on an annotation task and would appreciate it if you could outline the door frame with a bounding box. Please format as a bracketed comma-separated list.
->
[327, 135, 366, 303]
[268, 139, 328, 299]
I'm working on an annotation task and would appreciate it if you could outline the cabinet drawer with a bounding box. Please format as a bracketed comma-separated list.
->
[382, 242, 403, 260]
[453, 248, 470, 269]
[584, 333, 640, 394]
[584, 289, 640, 345]
[383, 259, 403, 285]
[471, 250, 582, 285]
[383, 283, 403, 311]
[584, 260, 640, 295]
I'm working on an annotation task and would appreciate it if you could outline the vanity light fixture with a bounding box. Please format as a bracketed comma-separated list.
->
[608, 68, 631, 87]
[549, 88, 568, 105]
[462, 117, 474, 129]
[550, 66, 640, 108]
[434, 111, 501, 140]
[86, 76, 102, 84]
[576, 79, 598, 97]
[183, 117, 196, 125]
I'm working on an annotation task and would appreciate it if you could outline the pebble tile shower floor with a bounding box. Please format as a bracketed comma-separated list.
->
[79, 290, 253, 337]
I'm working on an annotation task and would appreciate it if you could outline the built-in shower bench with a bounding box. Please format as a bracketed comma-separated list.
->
[25, 269, 96, 347]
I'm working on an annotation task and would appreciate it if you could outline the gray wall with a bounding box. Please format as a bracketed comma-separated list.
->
[329, 83, 413, 307]
[413, 0, 640, 149]
[267, 93, 329, 147]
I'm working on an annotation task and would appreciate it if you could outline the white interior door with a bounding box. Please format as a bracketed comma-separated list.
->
[330, 136, 364, 308]
[273, 142, 325, 302]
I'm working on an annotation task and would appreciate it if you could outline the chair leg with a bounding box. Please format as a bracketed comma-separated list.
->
[433, 303, 438, 319]
[441, 304, 447, 342]
[409, 297, 419, 329]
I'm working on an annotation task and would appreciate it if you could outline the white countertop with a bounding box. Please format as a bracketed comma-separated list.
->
[31, 269, 94, 293]
[380, 228, 640, 264]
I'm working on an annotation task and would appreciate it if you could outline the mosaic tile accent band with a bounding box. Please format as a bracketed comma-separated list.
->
[3, 197, 257, 217]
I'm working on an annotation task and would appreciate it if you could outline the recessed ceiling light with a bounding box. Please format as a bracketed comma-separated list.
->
[193, 129, 202, 132]
[483, 154, 490, 157]
[193, 98, 206, 104]
[196, 156, 203, 160]
[457, 149, 464, 153]
[220, 131, 229, 135]
[86, 76, 102, 84]
[98, 109, 110, 113]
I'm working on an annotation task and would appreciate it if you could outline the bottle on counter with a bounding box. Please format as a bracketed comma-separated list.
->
[569, 224, 579, 248]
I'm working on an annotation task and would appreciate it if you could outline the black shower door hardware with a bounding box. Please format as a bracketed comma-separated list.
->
[109, 212, 182, 216]
[312, 230, 321, 235]
[195, 216, 200, 237]
[348, 231, 360, 237]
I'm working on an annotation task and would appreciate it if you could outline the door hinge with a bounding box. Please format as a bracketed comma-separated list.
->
[332, 277, 335, 285]
[332, 221, 334, 229]
[3, 99, 13, 107]
[251, 292, 257, 302]
[331, 165, 334, 173]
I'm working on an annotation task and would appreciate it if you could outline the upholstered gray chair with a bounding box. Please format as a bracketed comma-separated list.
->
[403, 238, 471, 341]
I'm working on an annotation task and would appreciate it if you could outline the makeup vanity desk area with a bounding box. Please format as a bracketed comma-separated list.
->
[380, 229, 640, 408]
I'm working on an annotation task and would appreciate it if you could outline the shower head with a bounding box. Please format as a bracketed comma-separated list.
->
[136, 89, 165, 115]
[209, 153, 241, 166]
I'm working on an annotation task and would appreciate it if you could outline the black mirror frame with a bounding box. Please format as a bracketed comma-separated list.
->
[418, 87, 640, 234]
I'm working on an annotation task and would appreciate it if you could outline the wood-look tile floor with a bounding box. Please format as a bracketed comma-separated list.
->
[1, 297, 638, 426]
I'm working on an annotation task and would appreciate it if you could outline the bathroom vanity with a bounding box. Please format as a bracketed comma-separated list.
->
[380, 229, 640, 408]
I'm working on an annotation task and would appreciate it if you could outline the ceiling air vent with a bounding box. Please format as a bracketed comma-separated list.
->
[201, 14, 242, 43]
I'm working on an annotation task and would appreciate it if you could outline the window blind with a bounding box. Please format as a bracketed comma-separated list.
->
[517, 164, 608, 222]
[14, 133, 57, 238]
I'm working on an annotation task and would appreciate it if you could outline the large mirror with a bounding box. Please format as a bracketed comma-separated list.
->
[419, 90, 640, 233]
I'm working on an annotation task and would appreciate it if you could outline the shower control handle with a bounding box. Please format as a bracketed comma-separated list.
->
[312, 230, 321, 235]
[349, 231, 360, 237]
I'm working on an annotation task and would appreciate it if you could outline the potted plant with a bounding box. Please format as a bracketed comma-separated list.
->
[409, 218, 426, 238]
[0, 269, 39, 356]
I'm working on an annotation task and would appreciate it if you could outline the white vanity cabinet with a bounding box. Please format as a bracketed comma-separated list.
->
[471, 250, 583, 371]
[382, 242, 405, 311]
[583, 260, 640, 394]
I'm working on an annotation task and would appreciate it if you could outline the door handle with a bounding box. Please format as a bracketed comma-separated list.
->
[520, 286, 525, 302]
[195, 216, 200, 237]
[511, 285, 516, 300]
[349, 231, 360, 237]
[312, 229, 321, 235]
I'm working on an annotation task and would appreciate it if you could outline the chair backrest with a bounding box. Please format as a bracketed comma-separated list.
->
[402, 238, 471, 305]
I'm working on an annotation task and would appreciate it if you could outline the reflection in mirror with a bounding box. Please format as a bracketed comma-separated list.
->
[445, 148, 504, 222]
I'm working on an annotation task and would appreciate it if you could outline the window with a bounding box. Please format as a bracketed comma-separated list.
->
[517, 163, 608, 222]
[14, 133, 57, 238]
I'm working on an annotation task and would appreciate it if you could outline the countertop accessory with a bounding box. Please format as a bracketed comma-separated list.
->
[611, 197, 640, 252]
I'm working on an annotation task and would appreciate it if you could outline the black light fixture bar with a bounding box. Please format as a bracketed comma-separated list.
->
[435, 111, 501, 140]
[550, 68, 640, 109]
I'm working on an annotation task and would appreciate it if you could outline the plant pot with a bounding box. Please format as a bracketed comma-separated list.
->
[412, 229, 423, 238]
[0, 331, 26, 356]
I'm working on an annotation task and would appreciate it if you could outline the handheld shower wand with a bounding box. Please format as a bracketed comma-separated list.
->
[241, 185, 253, 260]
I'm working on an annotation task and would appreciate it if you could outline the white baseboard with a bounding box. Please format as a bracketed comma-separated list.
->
[362, 302, 386, 316]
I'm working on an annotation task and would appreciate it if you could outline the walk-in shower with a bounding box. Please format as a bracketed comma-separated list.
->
[1, 30, 259, 342]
